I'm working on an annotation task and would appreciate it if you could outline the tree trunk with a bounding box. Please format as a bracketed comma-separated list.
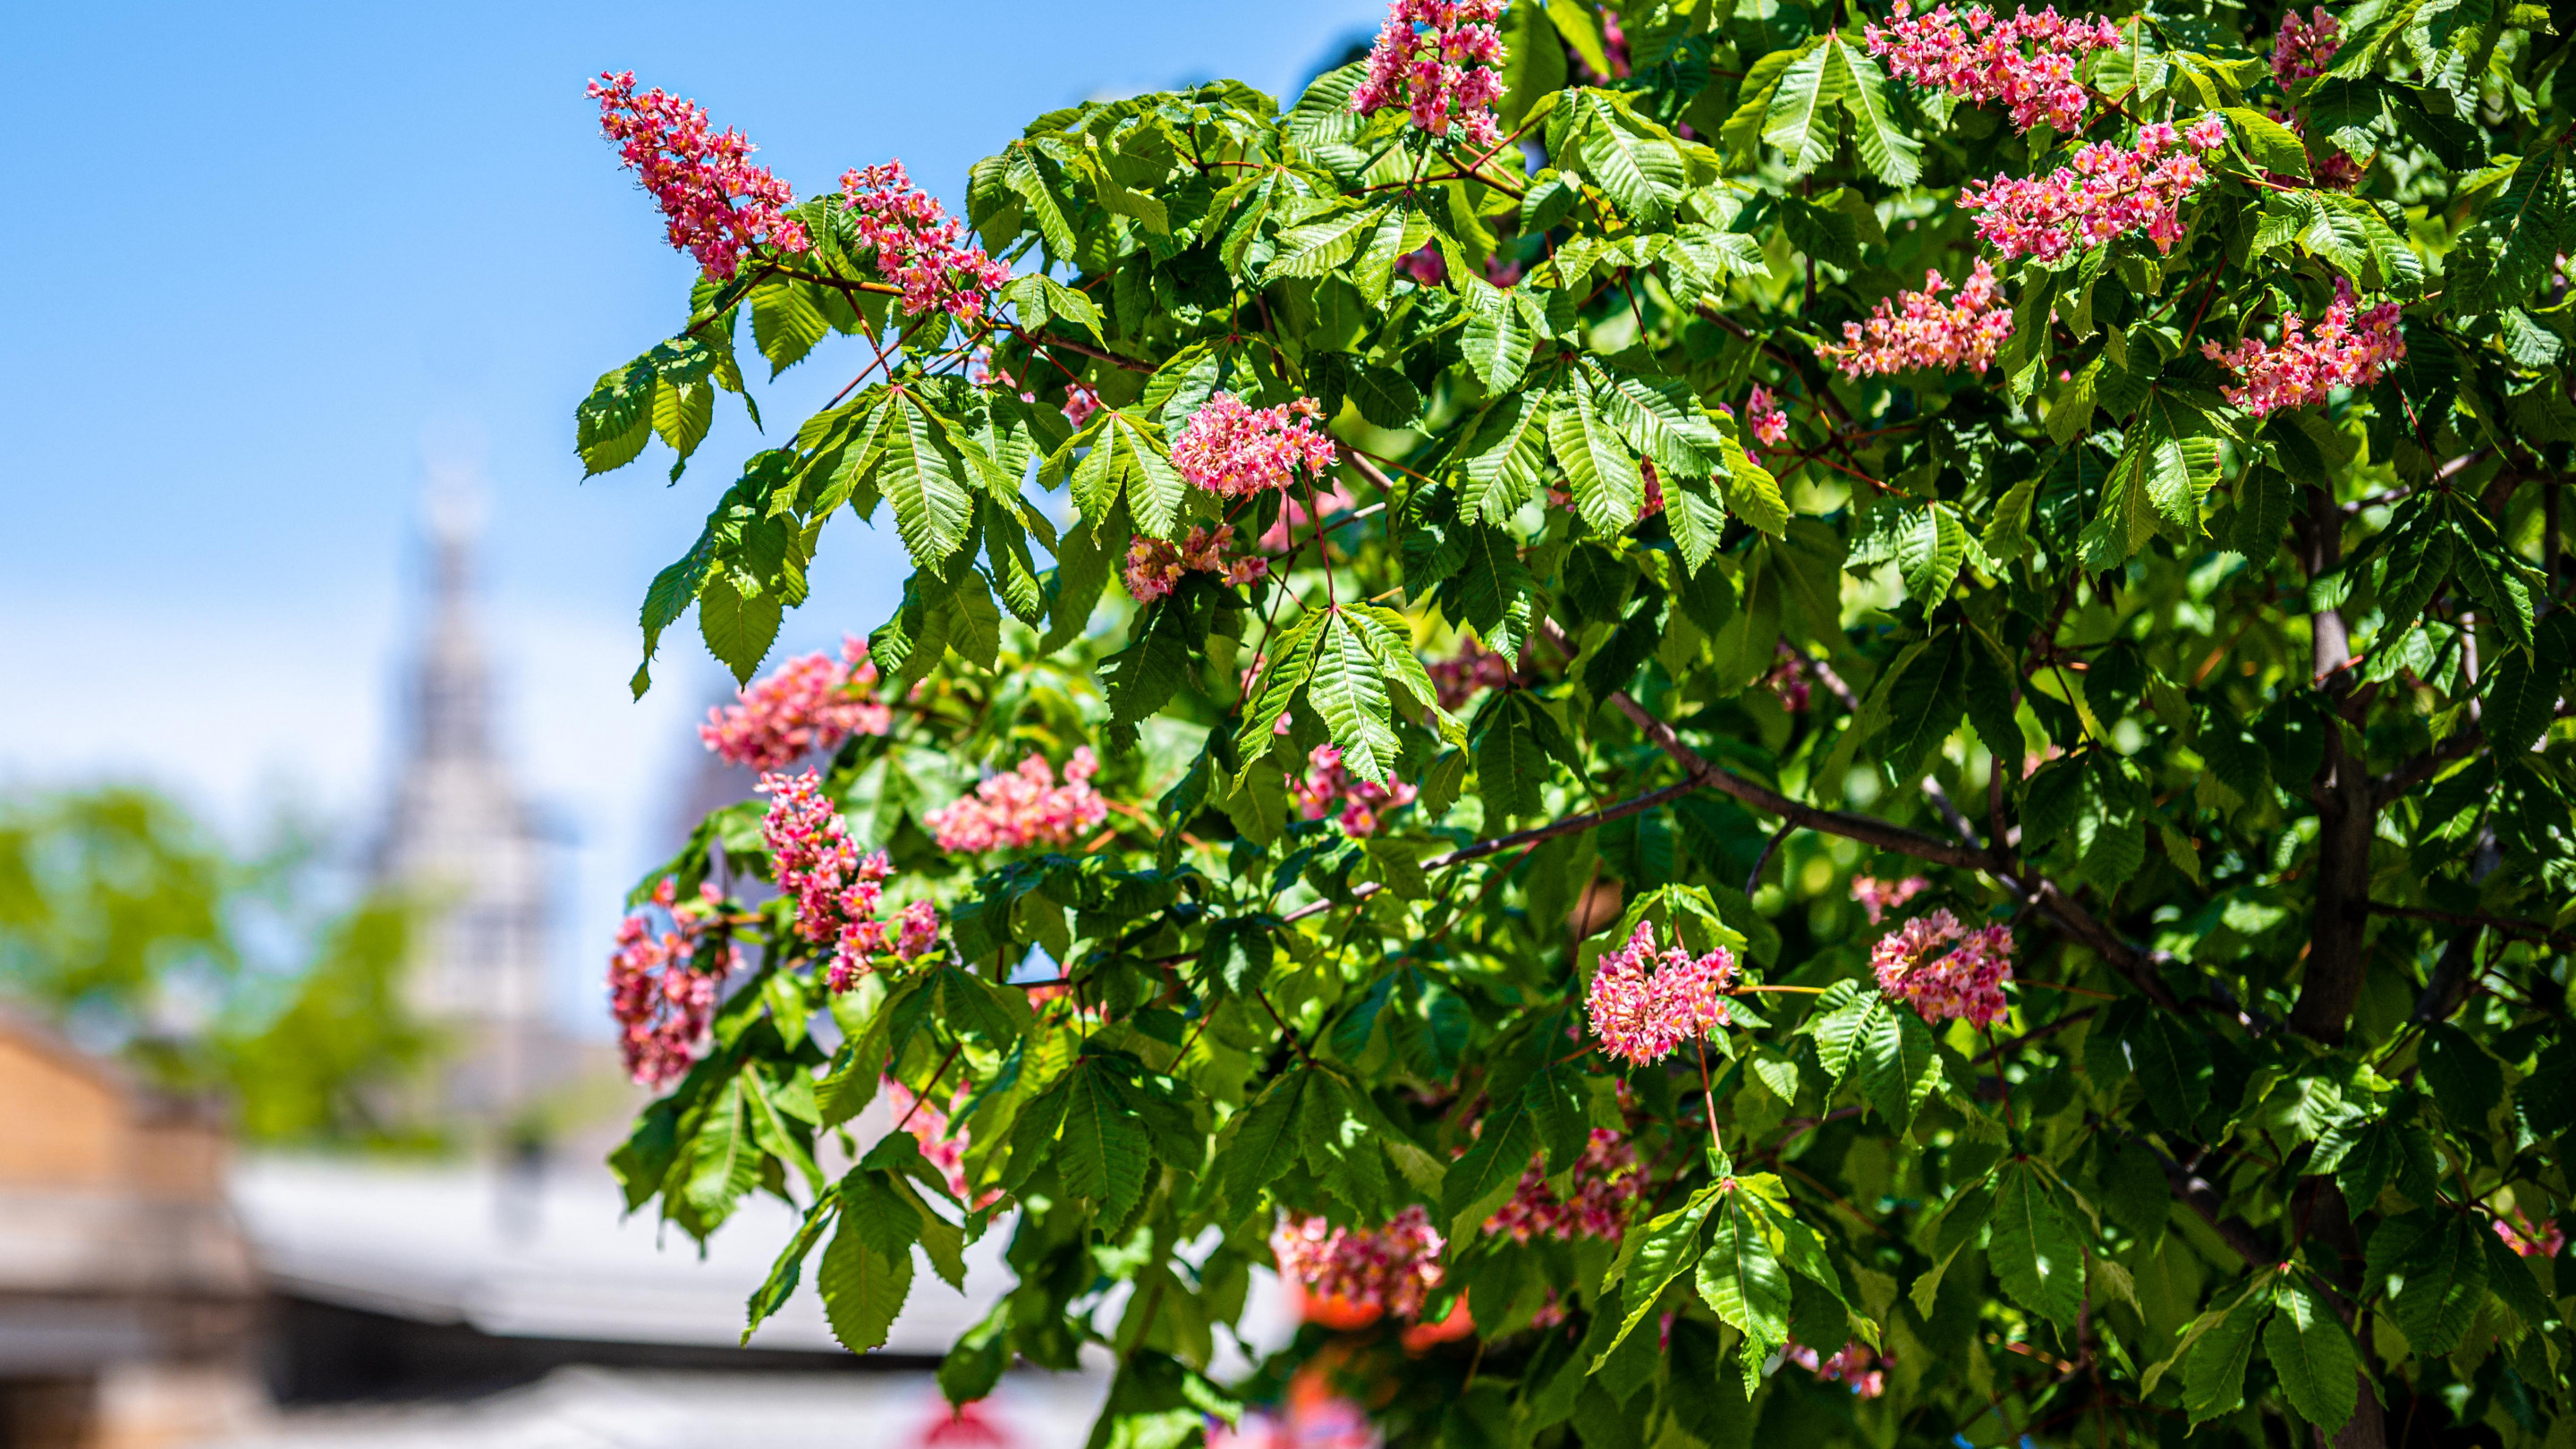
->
[2290, 486, 2375, 1046]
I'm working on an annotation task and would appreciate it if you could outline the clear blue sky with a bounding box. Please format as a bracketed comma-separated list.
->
[0, 0, 1384, 1026]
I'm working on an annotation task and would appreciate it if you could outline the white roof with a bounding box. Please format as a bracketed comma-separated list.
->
[228, 1156, 984, 1354]
[194, 1365, 1112, 1449]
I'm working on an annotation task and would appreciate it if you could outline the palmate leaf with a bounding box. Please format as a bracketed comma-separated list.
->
[1056, 1062, 1151, 1224]
[1894, 502, 1968, 606]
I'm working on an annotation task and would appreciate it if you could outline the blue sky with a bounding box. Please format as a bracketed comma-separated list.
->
[0, 0, 1385, 1026]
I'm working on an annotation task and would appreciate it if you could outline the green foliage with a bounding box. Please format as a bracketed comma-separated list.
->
[581, 4, 2576, 1446]
[0, 787, 439, 1146]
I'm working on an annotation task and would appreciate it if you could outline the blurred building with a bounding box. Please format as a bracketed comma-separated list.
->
[367, 479, 571, 1131]
[0, 1012, 263, 1449]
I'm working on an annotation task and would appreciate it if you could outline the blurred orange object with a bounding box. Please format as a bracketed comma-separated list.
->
[1399, 1297, 1475, 1351]
[1288, 1276, 1385, 1330]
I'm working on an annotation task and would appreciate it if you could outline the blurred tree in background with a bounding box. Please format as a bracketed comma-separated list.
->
[0, 785, 440, 1147]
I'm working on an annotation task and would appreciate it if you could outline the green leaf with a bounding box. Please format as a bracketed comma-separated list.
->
[1597, 1185, 1721, 1364]
[1695, 1194, 1792, 1390]
[1857, 999, 1942, 1131]
[1895, 503, 1969, 606]
[1309, 613, 1402, 784]
[2224, 106, 2311, 179]
[2265, 1275, 2360, 1435]
[2390, 1214, 2489, 1356]
[2418, 1021, 2504, 1125]
[818, 1213, 915, 1353]
[1264, 205, 1386, 282]
[698, 573, 782, 687]
[1459, 393, 1552, 523]
[1058, 1063, 1151, 1223]
[1762, 42, 1846, 175]
[1220, 1069, 1307, 1208]
[1548, 386, 1646, 535]
[1831, 38, 1922, 186]
[2123, 1008, 2214, 1131]
[1462, 283, 1537, 393]
[1445, 1088, 1538, 1240]
[880, 397, 974, 564]
[1989, 1165, 2086, 1327]
[2182, 1289, 2266, 1423]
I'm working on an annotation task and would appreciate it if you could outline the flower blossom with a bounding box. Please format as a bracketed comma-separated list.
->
[2272, 6, 2343, 85]
[1171, 393, 1339, 498]
[1396, 242, 1447, 287]
[1870, 908, 2014, 1027]
[698, 637, 892, 771]
[1351, 0, 1508, 148]
[1788, 1340, 1890, 1398]
[1956, 121, 2226, 264]
[2494, 1208, 2565, 1258]
[1123, 524, 1271, 603]
[1271, 1207, 1446, 1320]
[758, 769, 940, 989]
[883, 1075, 999, 1207]
[1762, 640, 1814, 711]
[589, 72, 809, 280]
[839, 160, 1012, 320]
[1291, 743, 1419, 837]
[1483, 1129, 1643, 1241]
[1851, 874, 1932, 925]
[1745, 386, 1791, 447]
[1585, 921, 1740, 1066]
[923, 749, 1108, 854]
[1818, 261, 2016, 377]
[607, 878, 741, 1088]
[1865, 2, 2124, 134]
[2200, 277, 2405, 416]
[1428, 640, 1514, 709]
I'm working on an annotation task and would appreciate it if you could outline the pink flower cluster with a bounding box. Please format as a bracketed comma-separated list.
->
[923, 749, 1108, 854]
[838, 160, 1012, 321]
[1851, 874, 1932, 925]
[1865, 2, 2123, 134]
[2201, 277, 2405, 416]
[1585, 921, 1739, 1066]
[1271, 1206, 1446, 1320]
[1818, 261, 2015, 377]
[1396, 242, 1447, 287]
[1787, 1340, 1890, 1398]
[883, 1075, 1000, 1207]
[607, 878, 741, 1088]
[589, 72, 809, 281]
[1351, 0, 1508, 148]
[758, 769, 942, 990]
[1869, 909, 2014, 1027]
[1745, 386, 1791, 448]
[2494, 1208, 2565, 1258]
[2273, 7, 2343, 85]
[1123, 524, 1272, 603]
[1291, 743, 1419, 837]
[1763, 641, 1813, 711]
[1428, 640, 1514, 709]
[1482, 1129, 1643, 1241]
[698, 637, 892, 771]
[1171, 394, 1339, 498]
[1957, 120, 2225, 264]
